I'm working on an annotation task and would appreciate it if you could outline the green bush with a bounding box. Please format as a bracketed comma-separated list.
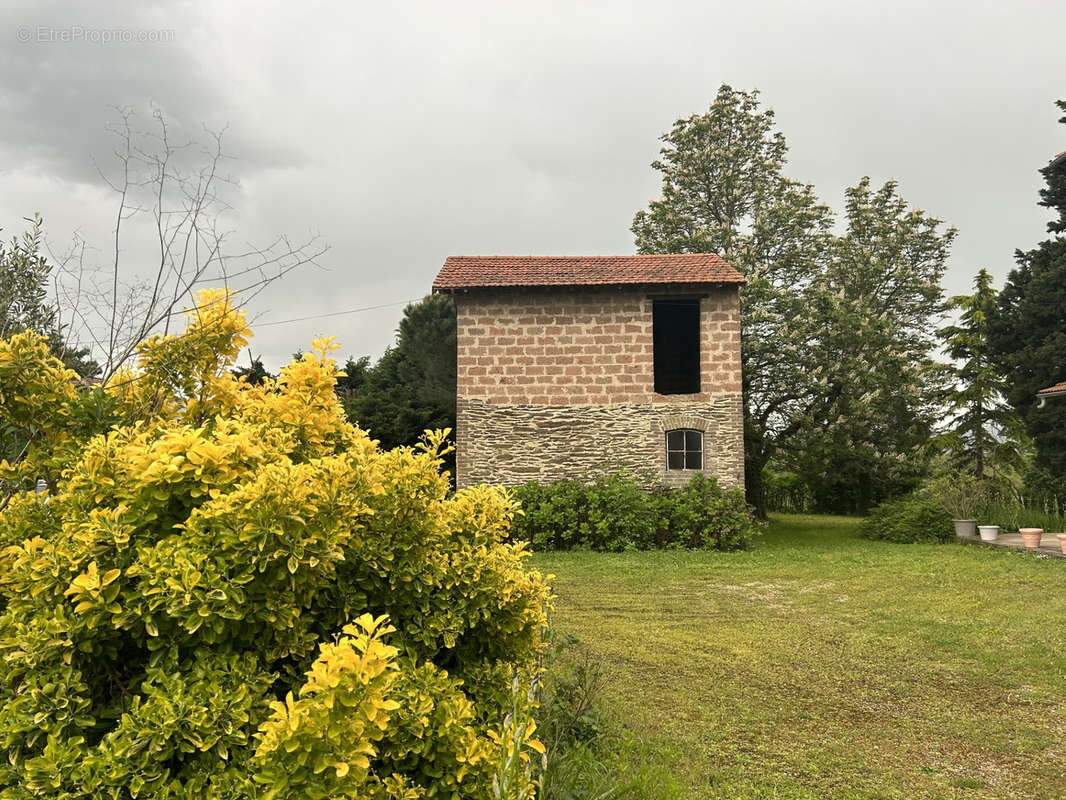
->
[859, 492, 954, 543]
[0, 295, 548, 800]
[510, 473, 760, 552]
[925, 473, 990, 520]
[653, 474, 759, 550]
[536, 633, 607, 754]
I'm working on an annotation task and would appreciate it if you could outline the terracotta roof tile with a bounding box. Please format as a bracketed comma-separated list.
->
[1038, 381, 1066, 395]
[433, 254, 745, 291]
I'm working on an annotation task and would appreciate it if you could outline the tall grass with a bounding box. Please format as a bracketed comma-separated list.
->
[535, 633, 679, 800]
[977, 491, 1066, 531]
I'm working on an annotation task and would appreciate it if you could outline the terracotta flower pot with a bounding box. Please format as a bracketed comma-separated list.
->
[1056, 534, 1066, 555]
[953, 519, 977, 537]
[1019, 528, 1043, 549]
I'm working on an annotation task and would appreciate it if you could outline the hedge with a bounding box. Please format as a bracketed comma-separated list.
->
[509, 472, 761, 552]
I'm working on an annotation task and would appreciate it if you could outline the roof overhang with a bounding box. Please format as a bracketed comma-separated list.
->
[1037, 381, 1066, 408]
[1038, 382, 1066, 397]
[432, 254, 746, 293]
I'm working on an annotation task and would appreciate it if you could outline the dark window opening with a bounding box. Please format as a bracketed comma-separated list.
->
[653, 299, 700, 394]
[666, 429, 703, 470]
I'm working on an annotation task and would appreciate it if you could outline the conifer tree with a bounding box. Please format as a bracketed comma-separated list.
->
[988, 100, 1066, 479]
[938, 269, 1021, 479]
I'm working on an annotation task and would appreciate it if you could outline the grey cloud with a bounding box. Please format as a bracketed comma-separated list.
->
[0, 0, 305, 183]
[0, 0, 1063, 367]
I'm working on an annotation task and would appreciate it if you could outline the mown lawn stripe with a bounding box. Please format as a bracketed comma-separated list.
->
[533, 514, 1066, 799]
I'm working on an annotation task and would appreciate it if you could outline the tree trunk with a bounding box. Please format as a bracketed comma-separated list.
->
[974, 401, 985, 480]
[744, 422, 771, 519]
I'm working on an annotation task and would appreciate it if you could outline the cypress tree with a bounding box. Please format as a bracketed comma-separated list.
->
[988, 100, 1066, 478]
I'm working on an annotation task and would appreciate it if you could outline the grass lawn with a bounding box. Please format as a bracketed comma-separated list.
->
[531, 514, 1066, 800]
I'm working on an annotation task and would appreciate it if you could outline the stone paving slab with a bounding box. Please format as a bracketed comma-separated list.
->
[956, 531, 1066, 558]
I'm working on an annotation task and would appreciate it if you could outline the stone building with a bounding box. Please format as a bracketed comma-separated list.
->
[432, 254, 745, 489]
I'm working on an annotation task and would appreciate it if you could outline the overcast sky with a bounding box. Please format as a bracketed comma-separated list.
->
[1, 0, 1063, 369]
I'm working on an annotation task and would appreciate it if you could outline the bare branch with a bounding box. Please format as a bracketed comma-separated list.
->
[48, 108, 324, 380]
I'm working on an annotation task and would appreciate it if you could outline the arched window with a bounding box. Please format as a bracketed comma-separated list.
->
[665, 429, 703, 470]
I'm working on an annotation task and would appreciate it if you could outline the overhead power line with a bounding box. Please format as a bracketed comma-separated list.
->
[254, 299, 421, 328]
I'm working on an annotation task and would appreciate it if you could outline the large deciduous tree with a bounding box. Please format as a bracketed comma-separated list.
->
[633, 85, 955, 514]
[788, 179, 954, 512]
[988, 100, 1066, 479]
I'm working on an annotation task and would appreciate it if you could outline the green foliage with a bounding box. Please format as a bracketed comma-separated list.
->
[653, 473, 762, 550]
[1016, 462, 1066, 512]
[858, 491, 953, 543]
[534, 632, 677, 800]
[925, 473, 990, 520]
[535, 634, 606, 755]
[1040, 100, 1066, 236]
[936, 269, 1024, 480]
[0, 217, 100, 475]
[762, 468, 814, 514]
[788, 179, 954, 514]
[510, 473, 760, 552]
[231, 356, 274, 386]
[0, 215, 97, 379]
[978, 497, 1066, 533]
[632, 84, 955, 516]
[511, 473, 655, 552]
[340, 295, 456, 453]
[959, 464, 1066, 532]
[988, 100, 1066, 481]
[631, 85, 792, 258]
[0, 291, 548, 799]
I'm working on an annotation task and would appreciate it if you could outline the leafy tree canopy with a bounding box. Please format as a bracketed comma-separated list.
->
[633, 85, 956, 514]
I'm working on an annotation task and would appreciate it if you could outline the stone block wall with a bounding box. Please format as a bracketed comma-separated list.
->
[452, 285, 744, 489]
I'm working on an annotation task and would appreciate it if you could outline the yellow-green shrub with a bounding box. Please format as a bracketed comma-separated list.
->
[0, 290, 548, 799]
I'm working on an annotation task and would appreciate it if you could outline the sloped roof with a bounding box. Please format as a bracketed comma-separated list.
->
[433, 254, 745, 291]
[1038, 381, 1066, 396]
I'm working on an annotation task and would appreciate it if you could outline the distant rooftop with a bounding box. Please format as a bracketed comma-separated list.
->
[1038, 381, 1066, 396]
[433, 254, 745, 291]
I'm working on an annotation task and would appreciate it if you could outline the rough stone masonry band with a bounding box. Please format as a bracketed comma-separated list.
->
[432, 254, 746, 490]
